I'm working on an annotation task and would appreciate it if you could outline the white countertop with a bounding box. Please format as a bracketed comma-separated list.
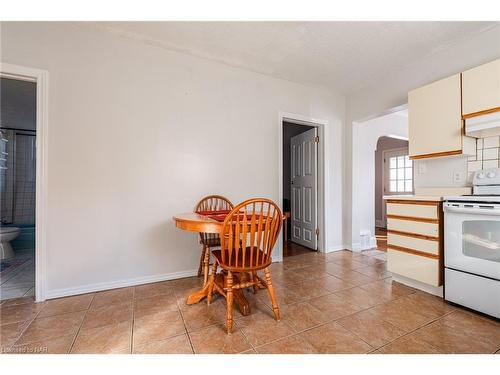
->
[383, 187, 472, 202]
[383, 195, 444, 201]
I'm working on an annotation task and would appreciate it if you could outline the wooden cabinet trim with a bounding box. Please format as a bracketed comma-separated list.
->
[387, 229, 439, 242]
[388, 245, 440, 260]
[386, 200, 440, 206]
[409, 149, 463, 160]
[386, 214, 439, 224]
[462, 106, 500, 119]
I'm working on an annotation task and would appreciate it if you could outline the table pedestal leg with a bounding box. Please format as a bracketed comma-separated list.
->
[186, 283, 211, 305]
[186, 271, 252, 316]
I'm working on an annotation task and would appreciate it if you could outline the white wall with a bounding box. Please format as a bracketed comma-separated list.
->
[0, 22, 346, 298]
[344, 25, 500, 248]
[413, 156, 470, 189]
[352, 112, 408, 250]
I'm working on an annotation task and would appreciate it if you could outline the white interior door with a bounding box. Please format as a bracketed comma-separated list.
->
[291, 128, 318, 250]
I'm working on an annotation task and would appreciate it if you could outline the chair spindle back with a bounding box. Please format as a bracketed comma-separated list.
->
[220, 198, 282, 270]
[195, 195, 234, 243]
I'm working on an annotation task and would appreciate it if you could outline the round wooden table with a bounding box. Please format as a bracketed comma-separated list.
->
[173, 212, 252, 316]
[173, 212, 223, 234]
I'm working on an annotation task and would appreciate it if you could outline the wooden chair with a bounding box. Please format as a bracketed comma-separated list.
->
[207, 198, 283, 333]
[194, 195, 234, 284]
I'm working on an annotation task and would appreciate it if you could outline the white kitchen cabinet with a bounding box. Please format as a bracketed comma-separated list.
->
[385, 199, 443, 287]
[462, 58, 500, 117]
[408, 73, 475, 159]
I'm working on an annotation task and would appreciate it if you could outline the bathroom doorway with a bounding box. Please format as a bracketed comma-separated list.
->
[0, 77, 37, 301]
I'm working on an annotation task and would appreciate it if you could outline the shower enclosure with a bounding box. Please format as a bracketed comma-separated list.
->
[1, 128, 37, 230]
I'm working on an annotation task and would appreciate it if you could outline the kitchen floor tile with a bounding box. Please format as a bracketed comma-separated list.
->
[134, 281, 174, 300]
[0, 302, 45, 324]
[81, 301, 133, 330]
[333, 287, 382, 309]
[368, 297, 435, 332]
[235, 311, 295, 347]
[16, 311, 85, 344]
[308, 293, 362, 320]
[133, 309, 185, 345]
[280, 301, 331, 332]
[10, 334, 75, 354]
[37, 294, 94, 318]
[375, 335, 443, 354]
[134, 293, 178, 318]
[256, 334, 318, 354]
[71, 321, 132, 354]
[132, 334, 193, 354]
[337, 309, 405, 348]
[91, 287, 134, 309]
[189, 324, 252, 354]
[299, 321, 373, 353]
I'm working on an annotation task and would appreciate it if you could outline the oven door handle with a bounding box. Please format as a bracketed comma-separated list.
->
[444, 206, 500, 216]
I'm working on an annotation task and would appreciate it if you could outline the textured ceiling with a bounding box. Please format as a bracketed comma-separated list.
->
[90, 21, 499, 94]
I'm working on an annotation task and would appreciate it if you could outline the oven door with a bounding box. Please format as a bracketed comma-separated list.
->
[444, 203, 500, 280]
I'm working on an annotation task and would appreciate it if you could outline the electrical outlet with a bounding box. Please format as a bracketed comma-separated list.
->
[453, 170, 465, 183]
[418, 161, 427, 174]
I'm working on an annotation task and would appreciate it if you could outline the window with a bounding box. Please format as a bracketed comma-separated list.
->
[385, 150, 413, 194]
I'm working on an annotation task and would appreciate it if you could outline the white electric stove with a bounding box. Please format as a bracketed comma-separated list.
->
[443, 167, 500, 319]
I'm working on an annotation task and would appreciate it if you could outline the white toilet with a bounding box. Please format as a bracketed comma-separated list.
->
[0, 227, 21, 260]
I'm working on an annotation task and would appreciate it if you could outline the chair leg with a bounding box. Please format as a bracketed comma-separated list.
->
[264, 268, 280, 321]
[207, 262, 218, 305]
[203, 247, 210, 285]
[197, 245, 206, 277]
[251, 271, 258, 294]
[225, 271, 234, 334]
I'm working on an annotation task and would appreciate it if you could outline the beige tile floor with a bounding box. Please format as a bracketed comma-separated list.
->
[1, 249, 499, 354]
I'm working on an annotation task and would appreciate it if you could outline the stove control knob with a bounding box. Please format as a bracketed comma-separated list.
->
[487, 171, 496, 178]
[477, 172, 485, 179]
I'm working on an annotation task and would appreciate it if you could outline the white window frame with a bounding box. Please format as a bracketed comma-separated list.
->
[381, 147, 413, 227]
[383, 147, 414, 196]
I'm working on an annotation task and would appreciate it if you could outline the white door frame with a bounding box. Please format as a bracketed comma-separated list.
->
[1, 62, 49, 302]
[277, 111, 327, 261]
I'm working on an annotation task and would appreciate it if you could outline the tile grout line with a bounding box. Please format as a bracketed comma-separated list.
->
[249, 284, 424, 352]
[233, 319, 257, 353]
[5, 305, 41, 352]
[68, 293, 96, 354]
[7, 250, 496, 354]
[129, 286, 136, 354]
[177, 297, 195, 354]
[373, 309, 457, 353]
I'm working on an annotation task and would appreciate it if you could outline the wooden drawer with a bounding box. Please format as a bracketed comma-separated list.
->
[387, 218, 439, 238]
[387, 232, 439, 256]
[386, 202, 438, 220]
[387, 249, 441, 286]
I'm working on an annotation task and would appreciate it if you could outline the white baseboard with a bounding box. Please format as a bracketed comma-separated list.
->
[45, 269, 198, 300]
[350, 242, 361, 252]
[392, 273, 443, 298]
[323, 244, 349, 253]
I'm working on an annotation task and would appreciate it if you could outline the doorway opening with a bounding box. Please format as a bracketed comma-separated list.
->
[0, 77, 37, 301]
[351, 107, 408, 252]
[1, 63, 48, 302]
[282, 121, 318, 257]
[374, 136, 412, 251]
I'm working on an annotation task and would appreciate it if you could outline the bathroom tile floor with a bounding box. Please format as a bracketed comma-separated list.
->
[0, 249, 35, 301]
[1, 249, 499, 354]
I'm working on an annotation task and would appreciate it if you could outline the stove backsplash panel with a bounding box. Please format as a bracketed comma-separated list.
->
[467, 136, 500, 183]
